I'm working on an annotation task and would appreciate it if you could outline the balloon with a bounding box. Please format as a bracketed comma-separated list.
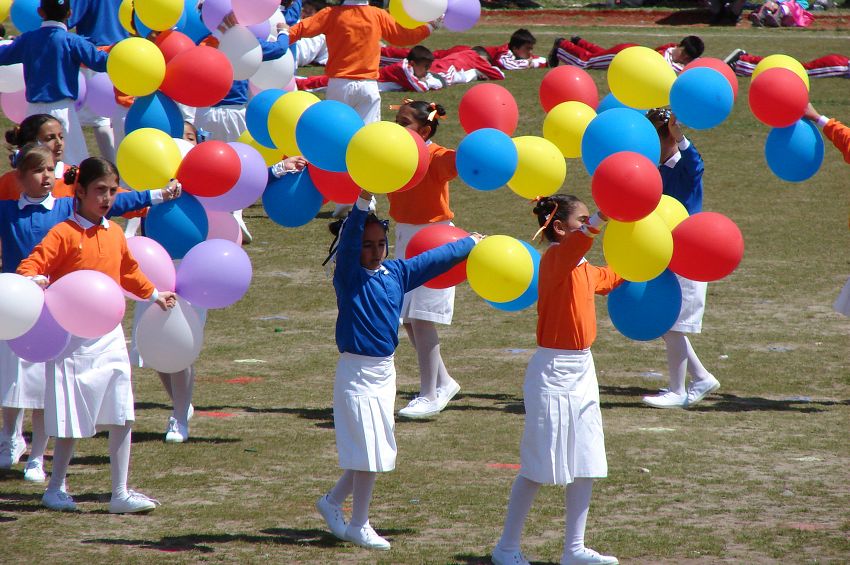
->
[486, 240, 540, 312]
[539, 66, 599, 112]
[1, 89, 27, 124]
[765, 119, 824, 183]
[7, 305, 71, 363]
[467, 235, 534, 303]
[125, 92, 184, 138]
[132, 13, 154, 40]
[670, 67, 734, 130]
[119, 0, 135, 34]
[396, 130, 430, 193]
[444, 0, 481, 31]
[136, 297, 204, 372]
[389, 0, 425, 28]
[295, 100, 364, 172]
[107, 38, 166, 97]
[237, 130, 283, 167]
[74, 71, 87, 112]
[173, 137, 194, 158]
[0, 273, 44, 340]
[308, 166, 361, 204]
[748, 68, 808, 128]
[10, 0, 40, 33]
[608, 270, 682, 341]
[116, 128, 182, 190]
[160, 46, 234, 107]
[145, 193, 209, 259]
[196, 142, 269, 211]
[752, 54, 810, 91]
[154, 30, 195, 63]
[456, 127, 518, 191]
[218, 25, 262, 80]
[126, 236, 177, 295]
[262, 169, 324, 227]
[250, 50, 296, 91]
[346, 121, 420, 194]
[581, 108, 660, 175]
[46, 271, 126, 339]
[591, 151, 662, 222]
[596, 92, 629, 113]
[268, 90, 321, 157]
[206, 210, 243, 244]
[83, 72, 119, 118]
[246, 88, 285, 148]
[0, 42, 24, 93]
[669, 212, 744, 282]
[177, 0, 209, 42]
[458, 83, 519, 135]
[402, 0, 447, 21]
[201, 0, 232, 32]
[683, 57, 738, 99]
[542, 101, 596, 159]
[176, 239, 252, 308]
[0, 0, 11, 21]
[654, 195, 689, 230]
[232, 0, 279, 25]
[607, 46, 676, 110]
[508, 136, 566, 199]
[135, 0, 184, 30]
[247, 20, 271, 41]
[603, 213, 673, 282]
[177, 141, 241, 198]
[405, 225, 471, 288]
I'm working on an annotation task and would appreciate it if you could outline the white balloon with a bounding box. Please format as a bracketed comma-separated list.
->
[0, 273, 45, 340]
[218, 25, 263, 81]
[136, 297, 205, 373]
[250, 49, 295, 91]
[172, 137, 194, 158]
[0, 41, 25, 93]
[402, 0, 447, 22]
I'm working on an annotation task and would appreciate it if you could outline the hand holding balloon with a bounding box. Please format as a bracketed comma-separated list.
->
[282, 156, 308, 172]
[668, 113, 684, 143]
[163, 179, 182, 201]
[156, 290, 178, 311]
[803, 102, 821, 122]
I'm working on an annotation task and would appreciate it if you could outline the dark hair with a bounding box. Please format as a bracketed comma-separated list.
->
[5, 114, 61, 149]
[508, 28, 536, 50]
[646, 107, 672, 139]
[12, 143, 53, 172]
[64, 156, 119, 187]
[407, 45, 434, 65]
[533, 194, 584, 243]
[0, 23, 6, 38]
[679, 35, 704, 61]
[324, 213, 389, 265]
[471, 46, 490, 61]
[40, 0, 71, 21]
[401, 100, 447, 140]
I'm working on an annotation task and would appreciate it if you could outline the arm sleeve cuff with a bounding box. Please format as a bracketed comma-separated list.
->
[149, 189, 164, 205]
[355, 196, 373, 212]
[817, 115, 830, 129]
[677, 137, 691, 151]
[580, 212, 606, 238]
[148, 289, 159, 303]
[30, 275, 48, 285]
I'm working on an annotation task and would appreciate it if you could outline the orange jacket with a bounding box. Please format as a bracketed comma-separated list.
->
[823, 118, 850, 164]
[0, 170, 75, 200]
[387, 142, 455, 225]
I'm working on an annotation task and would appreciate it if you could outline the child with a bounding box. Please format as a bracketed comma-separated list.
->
[642, 109, 720, 409]
[548, 35, 703, 73]
[429, 46, 506, 87]
[724, 49, 847, 79]
[747, 0, 813, 26]
[0, 0, 109, 166]
[297, 45, 438, 92]
[0, 114, 74, 200]
[316, 191, 479, 549]
[492, 195, 620, 565]
[16, 156, 177, 513]
[291, 0, 329, 67]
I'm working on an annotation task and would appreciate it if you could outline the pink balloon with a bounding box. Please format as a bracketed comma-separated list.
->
[84, 72, 118, 118]
[75, 71, 87, 112]
[195, 142, 268, 212]
[233, 0, 279, 25]
[176, 239, 252, 308]
[126, 236, 177, 298]
[205, 210, 243, 244]
[45, 270, 126, 338]
[1, 89, 27, 123]
[8, 305, 71, 362]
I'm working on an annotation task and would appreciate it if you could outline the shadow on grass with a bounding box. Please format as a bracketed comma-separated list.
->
[0, 514, 16, 522]
[453, 554, 558, 565]
[92, 431, 241, 445]
[0, 491, 110, 513]
[134, 401, 173, 412]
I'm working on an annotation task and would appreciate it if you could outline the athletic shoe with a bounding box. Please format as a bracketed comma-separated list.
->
[686, 375, 720, 407]
[762, 9, 781, 26]
[23, 459, 46, 483]
[561, 547, 619, 565]
[398, 396, 441, 419]
[109, 490, 160, 514]
[642, 391, 687, 409]
[435, 378, 461, 412]
[0, 435, 26, 469]
[42, 489, 77, 512]
[492, 545, 531, 565]
[164, 417, 189, 443]
[547, 37, 564, 68]
[316, 494, 347, 539]
[723, 48, 746, 66]
[344, 522, 391, 550]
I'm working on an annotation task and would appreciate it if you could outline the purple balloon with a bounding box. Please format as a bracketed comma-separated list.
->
[202, 0, 233, 33]
[84, 72, 118, 118]
[75, 71, 87, 112]
[247, 20, 271, 41]
[8, 306, 71, 363]
[176, 239, 252, 308]
[196, 142, 268, 212]
[444, 0, 481, 31]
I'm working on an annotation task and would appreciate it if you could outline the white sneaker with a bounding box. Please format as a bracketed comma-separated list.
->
[642, 390, 687, 409]
[344, 522, 391, 550]
[164, 417, 189, 443]
[435, 378, 461, 411]
[109, 489, 160, 514]
[492, 545, 531, 565]
[23, 459, 46, 483]
[0, 435, 26, 468]
[561, 547, 619, 565]
[398, 396, 441, 419]
[42, 489, 77, 512]
[316, 494, 347, 539]
[686, 375, 720, 407]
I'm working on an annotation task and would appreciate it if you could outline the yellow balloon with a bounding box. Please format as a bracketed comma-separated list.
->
[467, 235, 534, 303]
[654, 195, 689, 231]
[118, 0, 135, 35]
[135, 0, 184, 31]
[0, 0, 12, 22]
[389, 0, 425, 29]
[602, 213, 673, 282]
[346, 121, 418, 194]
[107, 37, 166, 96]
[238, 131, 283, 167]
[752, 54, 810, 91]
[543, 101, 596, 159]
[116, 128, 181, 190]
[608, 46, 676, 110]
[507, 136, 567, 199]
[268, 91, 320, 157]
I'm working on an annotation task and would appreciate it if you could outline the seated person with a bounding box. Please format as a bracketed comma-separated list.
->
[547, 35, 704, 73]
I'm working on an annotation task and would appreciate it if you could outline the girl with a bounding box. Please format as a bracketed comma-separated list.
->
[642, 110, 720, 409]
[492, 195, 620, 565]
[386, 100, 462, 419]
[0, 114, 73, 200]
[317, 191, 479, 549]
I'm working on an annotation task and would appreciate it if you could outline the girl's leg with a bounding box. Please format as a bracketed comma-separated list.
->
[411, 319, 441, 401]
[662, 330, 689, 396]
[106, 422, 158, 513]
[496, 475, 541, 552]
[0, 408, 26, 468]
[344, 470, 390, 549]
[561, 478, 617, 564]
[1, 407, 23, 438]
[327, 468, 356, 506]
[317, 469, 354, 539]
[158, 372, 174, 401]
[45, 437, 76, 493]
[683, 336, 711, 381]
[170, 367, 195, 426]
[27, 409, 49, 463]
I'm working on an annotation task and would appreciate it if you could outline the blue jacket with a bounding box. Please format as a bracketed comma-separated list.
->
[659, 138, 704, 215]
[68, 0, 129, 46]
[215, 34, 291, 107]
[283, 1, 303, 25]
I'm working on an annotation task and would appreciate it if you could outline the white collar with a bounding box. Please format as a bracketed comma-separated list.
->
[41, 21, 68, 31]
[18, 193, 56, 210]
[662, 151, 681, 169]
[71, 211, 109, 229]
[342, 0, 369, 5]
[363, 265, 390, 275]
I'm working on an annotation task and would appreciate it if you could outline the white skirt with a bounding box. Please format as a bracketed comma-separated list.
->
[195, 105, 247, 143]
[520, 347, 607, 485]
[395, 222, 456, 325]
[670, 275, 707, 334]
[45, 325, 135, 439]
[0, 341, 46, 409]
[834, 276, 850, 317]
[333, 352, 397, 472]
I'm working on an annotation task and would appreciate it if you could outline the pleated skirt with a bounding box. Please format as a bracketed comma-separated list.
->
[0, 341, 46, 409]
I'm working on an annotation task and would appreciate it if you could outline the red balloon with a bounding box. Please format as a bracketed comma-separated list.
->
[748, 68, 808, 128]
[160, 46, 234, 107]
[591, 151, 662, 222]
[154, 30, 195, 63]
[395, 130, 430, 193]
[539, 66, 599, 112]
[405, 224, 470, 289]
[458, 83, 519, 135]
[683, 57, 738, 99]
[669, 212, 744, 282]
[307, 165, 361, 204]
[177, 141, 241, 197]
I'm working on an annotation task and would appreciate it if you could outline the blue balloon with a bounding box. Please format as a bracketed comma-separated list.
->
[295, 100, 364, 173]
[11, 0, 41, 33]
[456, 128, 518, 191]
[133, 14, 153, 39]
[125, 92, 184, 138]
[145, 193, 209, 260]
[487, 240, 540, 311]
[246, 89, 286, 149]
[608, 270, 682, 341]
[670, 68, 734, 130]
[177, 0, 209, 44]
[596, 93, 629, 114]
[581, 108, 660, 175]
[765, 119, 824, 183]
[262, 169, 324, 228]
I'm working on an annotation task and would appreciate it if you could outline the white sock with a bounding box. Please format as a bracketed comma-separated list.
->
[47, 437, 76, 493]
[411, 319, 442, 401]
[107, 423, 132, 500]
[27, 409, 49, 464]
[662, 331, 689, 395]
[93, 124, 116, 162]
[564, 478, 594, 554]
[328, 469, 355, 507]
[158, 372, 175, 401]
[350, 470, 377, 528]
[497, 475, 541, 551]
[2, 407, 24, 439]
[169, 367, 195, 426]
[684, 337, 712, 382]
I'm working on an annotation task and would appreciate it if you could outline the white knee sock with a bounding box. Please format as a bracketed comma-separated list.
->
[684, 337, 712, 381]
[27, 409, 49, 464]
[2, 408, 24, 439]
[328, 469, 355, 507]
[497, 475, 541, 551]
[107, 423, 132, 499]
[169, 367, 195, 426]
[47, 437, 76, 493]
[563, 478, 594, 554]
[350, 470, 377, 528]
[93, 124, 116, 162]
[158, 372, 175, 401]
[662, 331, 689, 395]
[411, 319, 443, 400]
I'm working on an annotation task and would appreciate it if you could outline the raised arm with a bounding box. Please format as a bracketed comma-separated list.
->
[0, 36, 26, 66]
[377, 10, 431, 47]
[286, 8, 330, 43]
[334, 193, 370, 283]
[398, 236, 477, 292]
[69, 35, 108, 73]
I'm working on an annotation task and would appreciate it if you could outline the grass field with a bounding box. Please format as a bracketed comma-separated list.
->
[1, 23, 850, 565]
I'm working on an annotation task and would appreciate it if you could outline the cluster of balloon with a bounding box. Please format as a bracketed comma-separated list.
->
[390, 0, 482, 31]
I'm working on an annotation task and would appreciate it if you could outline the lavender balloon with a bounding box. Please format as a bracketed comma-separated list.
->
[444, 0, 481, 32]
[201, 0, 233, 33]
[84, 72, 118, 118]
[176, 239, 253, 309]
[8, 306, 72, 363]
[247, 20, 271, 41]
[75, 71, 87, 112]
[196, 142, 268, 212]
